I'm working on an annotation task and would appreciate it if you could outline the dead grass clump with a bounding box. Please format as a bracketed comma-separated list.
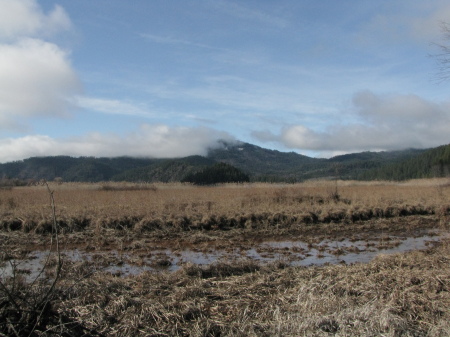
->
[94, 216, 141, 231]
[300, 212, 319, 224]
[437, 205, 450, 216]
[321, 210, 347, 223]
[34, 219, 53, 234]
[134, 217, 164, 232]
[182, 260, 260, 278]
[1, 218, 22, 231]
[150, 256, 173, 269]
[268, 212, 288, 226]
[21, 219, 36, 233]
[63, 216, 91, 233]
[172, 216, 192, 230]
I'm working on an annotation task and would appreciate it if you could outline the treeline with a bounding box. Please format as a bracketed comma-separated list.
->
[181, 163, 250, 185]
[0, 156, 158, 183]
[358, 144, 450, 180]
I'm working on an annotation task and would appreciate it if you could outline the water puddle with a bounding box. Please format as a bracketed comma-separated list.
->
[259, 234, 442, 266]
[1, 230, 447, 280]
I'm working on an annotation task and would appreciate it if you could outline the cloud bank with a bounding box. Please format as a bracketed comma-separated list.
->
[0, 124, 235, 163]
[253, 91, 450, 155]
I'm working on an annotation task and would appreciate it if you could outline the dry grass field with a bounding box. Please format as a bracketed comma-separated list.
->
[0, 179, 449, 336]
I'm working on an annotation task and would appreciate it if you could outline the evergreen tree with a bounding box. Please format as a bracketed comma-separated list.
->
[181, 163, 250, 185]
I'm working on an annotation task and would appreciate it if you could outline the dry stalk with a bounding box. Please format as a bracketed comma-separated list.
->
[0, 181, 64, 336]
[27, 182, 63, 335]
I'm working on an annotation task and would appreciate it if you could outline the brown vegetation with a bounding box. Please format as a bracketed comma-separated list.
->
[2, 240, 449, 336]
[61, 240, 449, 336]
[0, 179, 449, 335]
[0, 179, 448, 243]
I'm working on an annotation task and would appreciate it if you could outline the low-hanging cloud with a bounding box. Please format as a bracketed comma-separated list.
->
[0, 0, 80, 130]
[253, 90, 450, 154]
[0, 124, 235, 163]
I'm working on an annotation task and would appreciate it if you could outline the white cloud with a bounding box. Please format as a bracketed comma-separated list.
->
[253, 91, 450, 154]
[0, 39, 80, 121]
[352, 91, 443, 122]
[0, 0, 71, 40]
[75, 96, 151, 117]
[0, 124, 235, 163]
[0, 0, 80, 130]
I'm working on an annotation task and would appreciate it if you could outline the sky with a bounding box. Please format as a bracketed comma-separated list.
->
[1, 0, 450, 163]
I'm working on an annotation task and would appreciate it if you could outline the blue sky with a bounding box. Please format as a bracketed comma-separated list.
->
[1, 0, 450, 163]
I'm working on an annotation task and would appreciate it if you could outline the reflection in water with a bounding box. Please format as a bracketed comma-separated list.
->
[1, 231, 446, 280]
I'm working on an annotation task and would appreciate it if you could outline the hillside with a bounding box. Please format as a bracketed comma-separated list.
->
[0, 156, 159, 183]
[358, 144, 450, 180]
[0, 142, 447, 183]
[208, 142, 427, 181]
[111, 156, 215, 183]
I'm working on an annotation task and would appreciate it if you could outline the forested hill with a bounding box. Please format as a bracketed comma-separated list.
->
[358, 144, 450, 180]
[0, 142, 448, 183]
[207, 142, 426, 182]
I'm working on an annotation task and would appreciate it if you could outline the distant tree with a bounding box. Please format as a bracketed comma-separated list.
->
[181, 162, 250, 185]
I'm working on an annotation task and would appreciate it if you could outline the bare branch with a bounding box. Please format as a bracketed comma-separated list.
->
[432, 22, 450, 82]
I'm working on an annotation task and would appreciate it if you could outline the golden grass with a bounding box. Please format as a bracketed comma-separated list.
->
[1, 179, 448, 231]
[0, 179, 448, 255]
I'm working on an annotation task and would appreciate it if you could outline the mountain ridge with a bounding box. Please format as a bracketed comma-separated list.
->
[0, 142, 448, 183]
